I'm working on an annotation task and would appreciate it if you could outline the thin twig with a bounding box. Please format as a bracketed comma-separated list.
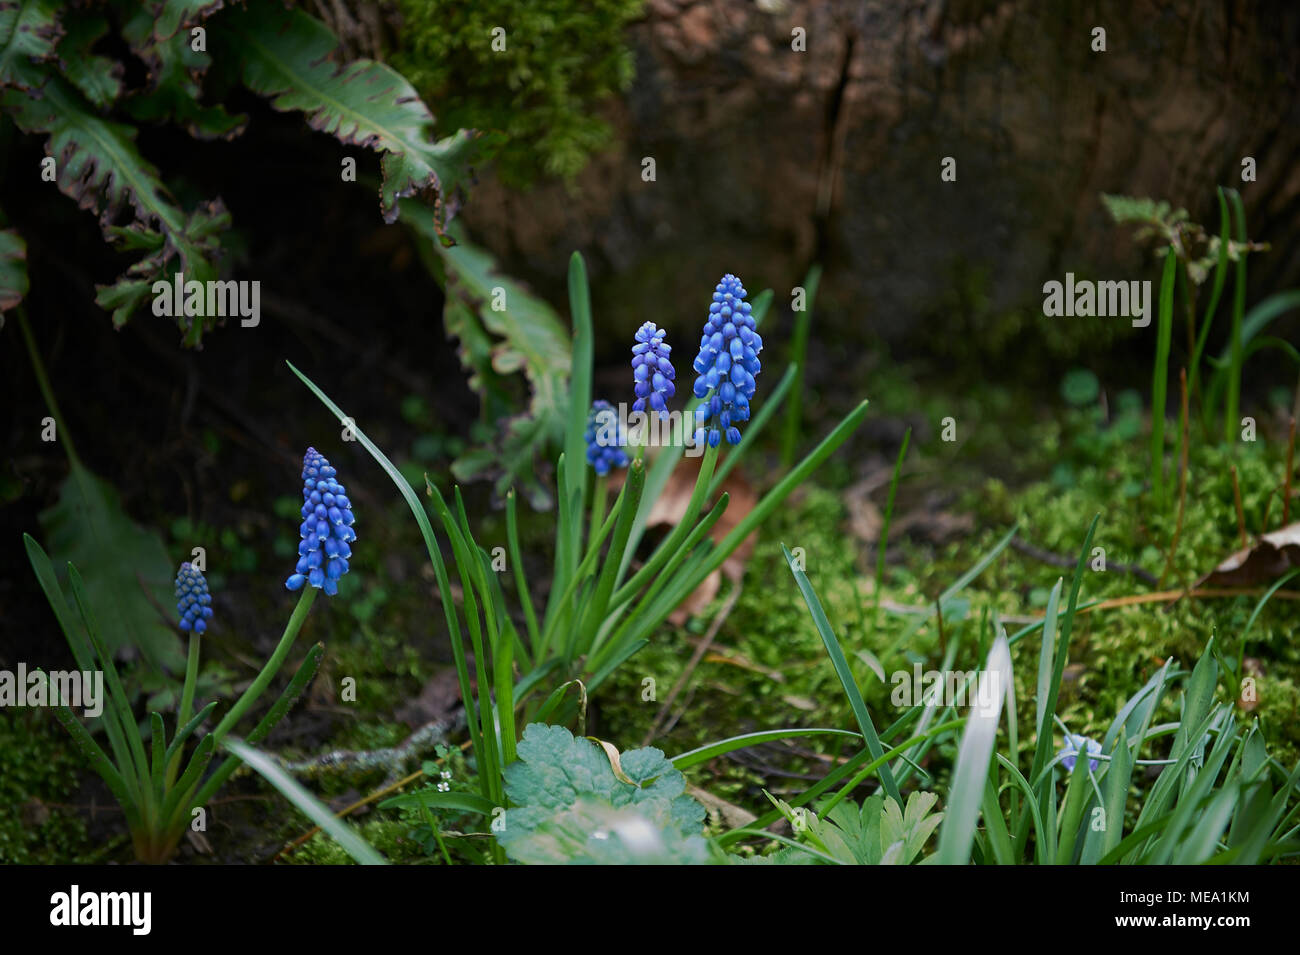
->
[1158, 369, 1190, 589]
[1054, 587, 1300, 617]
[1283, 417, 1295, 527]
[1231, 465, 1248, 548]
[1010, 538, 1157, 585]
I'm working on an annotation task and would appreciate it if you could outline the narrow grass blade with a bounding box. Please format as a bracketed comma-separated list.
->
[874, 428, 911, 624]
[224, 738, 386, 864]
[1190, 188, 1231, 417]
[506, 489, 542, 652]
[672, 728, 863, 770]
[1028, 516, 1097, 780]
[935, 634, 1011, 864]
[379, 790, 497, 815]
[26, 536, 139, 799]
[53, 704, 140, 827]
[67, 564, 151, 793]
[1034, 579, 1063, 755]
[162, 700, 219, 776]
[1224, 188, 1247, 441]
[565, 253, 594, 574]
[784, 544, 900, 803]
[1151, 250, 1177, 507]
[781, 264, 821, 467]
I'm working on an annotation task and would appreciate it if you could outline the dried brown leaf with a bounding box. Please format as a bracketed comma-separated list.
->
[1196, 522, 1300, 588]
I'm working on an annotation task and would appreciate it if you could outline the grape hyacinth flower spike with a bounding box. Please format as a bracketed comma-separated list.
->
[175, 562, 213, 632]
[692, 274, 762, 446]
[631, 321, 675, 418]
[584, 400, 629, 476]
[286, 447, 356, 596]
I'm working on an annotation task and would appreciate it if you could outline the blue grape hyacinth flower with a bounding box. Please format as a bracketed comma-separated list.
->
[584, 400, 629, 476]
[692, 274, 762, 447]
[286, 447, 356, 597]
[175, 562, 213, 633]
[1060, 733, 1102, 772]
[631, 321, 675, 418]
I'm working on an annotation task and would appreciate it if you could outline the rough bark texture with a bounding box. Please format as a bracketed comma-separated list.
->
[460, 0, 1300, 360]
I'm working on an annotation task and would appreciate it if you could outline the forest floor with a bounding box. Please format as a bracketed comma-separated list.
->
[6, 322, 1296, 864]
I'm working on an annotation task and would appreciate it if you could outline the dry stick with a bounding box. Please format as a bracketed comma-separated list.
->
[1231, 465, 1249, 549]
[1158, 369, 1191, 589]
[1284, 417, 1296, 527]
[641, 582, 742, 747]
[1056, 587, 1300, 617]
[1010, 538, 1158, 586]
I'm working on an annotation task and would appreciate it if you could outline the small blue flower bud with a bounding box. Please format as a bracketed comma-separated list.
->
[584, 400, 629, 476]
[174, 562, 215, 632]
[631, 322, 676, 419]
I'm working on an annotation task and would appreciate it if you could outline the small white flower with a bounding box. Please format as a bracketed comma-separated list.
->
[437, 781, 450, 792]
[440, 769, 452, 781]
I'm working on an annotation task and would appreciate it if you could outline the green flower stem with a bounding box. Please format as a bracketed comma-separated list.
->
[166, 632, 203, 786]
[17, 308, 82, 468]
[212, 587, 317, 743]
[177, 633, 201, 728]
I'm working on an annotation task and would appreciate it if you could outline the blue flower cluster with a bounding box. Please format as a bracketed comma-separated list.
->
[286, 448, 356, 596]
[1060, 733, 1102, 772]
[584, 400, 628, 476]
[691, 274, 762, 446]
[631, 321, 675, 418]
[174, 562, 213, 633]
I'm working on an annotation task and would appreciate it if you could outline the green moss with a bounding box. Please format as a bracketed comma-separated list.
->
[286, 816, 428, 865]
[0, 711, 96, 863]
[392, 0, 643, 185]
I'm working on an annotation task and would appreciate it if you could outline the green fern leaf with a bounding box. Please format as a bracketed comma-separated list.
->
[55, 12, 121, 108]
[218, 2, 482, 230]
[2, 72, 228, 342]
[122, 6, 245, 139]
[149, 0, 227, 45]
[406, 209, 572, 508]
[0, 0, 62, 89]
[39, 461, 185, 675]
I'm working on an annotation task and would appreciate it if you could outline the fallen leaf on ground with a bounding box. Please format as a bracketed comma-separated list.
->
[687, 783, 758, 829]
[395, 668, 463, 728]
[1195, 522, 1300, 588]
